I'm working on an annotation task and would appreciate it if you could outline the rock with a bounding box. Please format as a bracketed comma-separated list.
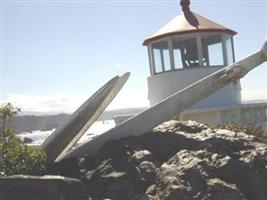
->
[152, 150, 209, 200]
[153, 120, 208, 133]
[84, 142, 145, 200]
[95, 140, 132, 164]
[204, 178, 246, 200]
[66, 120, 267, 200]
[48, 157, 81, 179]
[145, 184, 157, 196]
[132, 150, 160, 166]
[151, 147, 267, 200]
[138, 161, 157, 184]
[23, 137, 33, 144]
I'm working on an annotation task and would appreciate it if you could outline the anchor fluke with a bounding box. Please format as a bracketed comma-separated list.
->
[41, 72, 130, 163]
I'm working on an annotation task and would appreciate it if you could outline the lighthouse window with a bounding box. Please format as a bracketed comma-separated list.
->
[153, 48, 163, 73]
[163, 49, 171, 71]
[152, 40, 171, 73]
[225, 37, 234, 64]
[174, 49, 183, 69]
[173, 38, 199, 68]
[202, 34, 224, 66]
[207, 43, 224, 66]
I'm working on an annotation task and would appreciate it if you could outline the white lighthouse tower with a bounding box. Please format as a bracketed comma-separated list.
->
[143, 0, 266, 125]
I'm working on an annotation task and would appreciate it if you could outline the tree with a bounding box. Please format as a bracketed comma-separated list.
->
[0, 103, 47, 176]
[0, 103, 21, 137]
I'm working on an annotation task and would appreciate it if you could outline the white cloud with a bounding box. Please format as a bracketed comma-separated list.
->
[4, 94, 87, 115]
[3, 92, 149, 115]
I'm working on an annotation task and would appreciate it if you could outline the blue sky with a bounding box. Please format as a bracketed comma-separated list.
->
[0, 0, 266, 114]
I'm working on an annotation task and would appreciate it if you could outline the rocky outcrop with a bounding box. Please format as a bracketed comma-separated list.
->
[59, 120, 267, 200]
[22, 137, 33, 144]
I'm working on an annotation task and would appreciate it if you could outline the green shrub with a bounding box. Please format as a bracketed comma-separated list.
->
[0, 103, 47, 176]
[0, 128, 47, 176]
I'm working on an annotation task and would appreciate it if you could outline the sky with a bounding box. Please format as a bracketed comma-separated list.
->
[0, 0, 266, 114]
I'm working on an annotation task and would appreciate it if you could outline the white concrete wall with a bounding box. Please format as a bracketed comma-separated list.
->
[147, 66, 241, 108]
[239, 106, 267, 124]
[180, 111, 220, 126]
[180, 106, 266, 126]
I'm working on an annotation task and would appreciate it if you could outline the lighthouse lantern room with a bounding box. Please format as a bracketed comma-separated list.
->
[143, 0, 241, 109]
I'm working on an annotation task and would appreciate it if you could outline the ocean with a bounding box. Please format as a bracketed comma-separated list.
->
[18, 120, 115, 147]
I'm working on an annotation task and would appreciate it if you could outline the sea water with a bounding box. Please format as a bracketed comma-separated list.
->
[18, 120, 116, 147]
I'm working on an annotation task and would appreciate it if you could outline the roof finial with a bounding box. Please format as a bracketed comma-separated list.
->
[180, 0, 191, 12]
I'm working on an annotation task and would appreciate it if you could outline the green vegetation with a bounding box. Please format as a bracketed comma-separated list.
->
[0, 103, 21, 137]
[0, 103, 47, 176]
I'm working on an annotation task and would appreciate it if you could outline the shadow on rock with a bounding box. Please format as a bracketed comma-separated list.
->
[56, 120, 267, 200]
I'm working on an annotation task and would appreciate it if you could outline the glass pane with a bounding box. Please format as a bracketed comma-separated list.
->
[152, 40, 169, 73]
[208, 43, 224, 66]
[202, 34, 224, 66]
[163, 49, 171, 71]
[174, 49, 182, 69]
[225, 37, 234, 65]
[173, 37, 198, 68]
[153, 49, 162, 73]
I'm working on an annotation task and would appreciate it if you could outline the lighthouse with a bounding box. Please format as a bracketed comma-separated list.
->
[143, 0, 266, 125]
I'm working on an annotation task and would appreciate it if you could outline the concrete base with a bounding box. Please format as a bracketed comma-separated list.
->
[0, 175, 89, 200]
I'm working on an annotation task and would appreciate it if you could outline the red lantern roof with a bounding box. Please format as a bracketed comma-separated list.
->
[143, 9, 237, 46]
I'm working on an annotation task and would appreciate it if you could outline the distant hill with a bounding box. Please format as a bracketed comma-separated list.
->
[10, 107, 146, 133]
[10, 114, 70, 133]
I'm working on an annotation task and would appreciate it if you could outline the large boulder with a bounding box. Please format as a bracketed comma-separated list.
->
[73, 120, 267, 200]
[148, 150, 247, 200]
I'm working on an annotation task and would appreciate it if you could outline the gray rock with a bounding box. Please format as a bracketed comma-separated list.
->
[138, 161, 157, 184]
[84, 153, 143, 199]
[132, 150, 159, 166]
[22, 137, 33, 144]
[151, 147, 267, 200]
[75, 120, 267, 200]
[204, 178, 246, 200]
